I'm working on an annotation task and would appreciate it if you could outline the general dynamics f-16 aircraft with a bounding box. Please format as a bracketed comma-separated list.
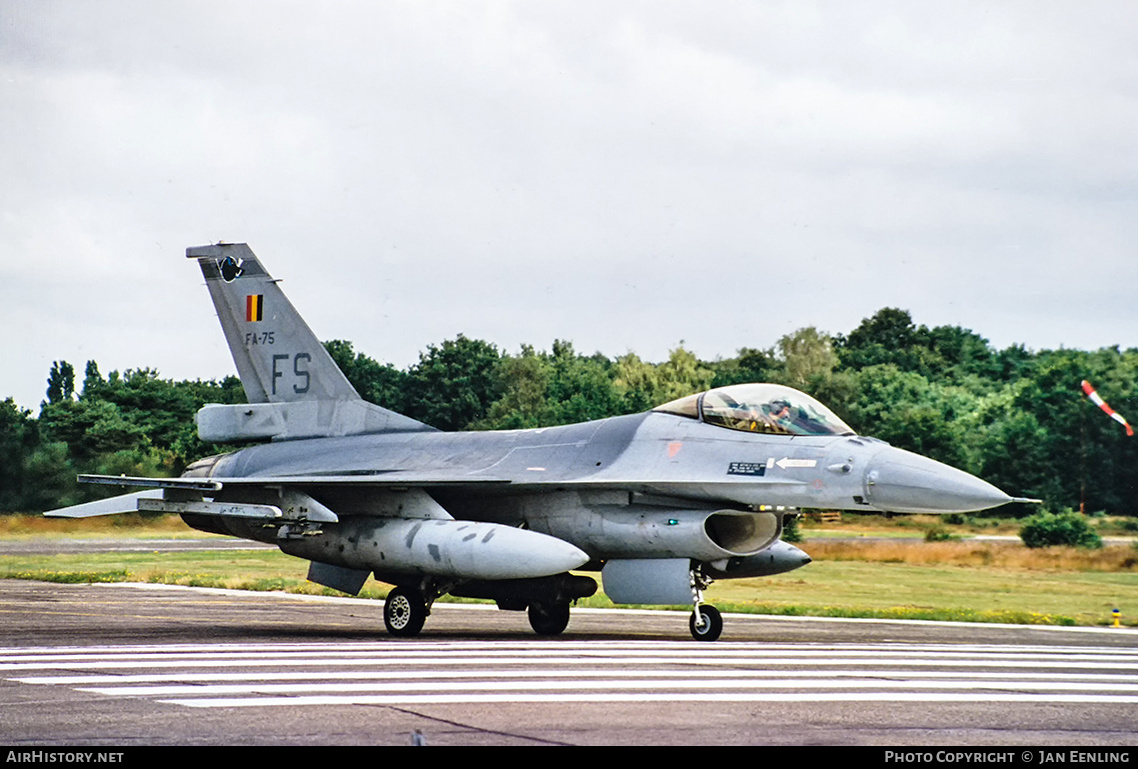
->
[47, 243, 1032, 641]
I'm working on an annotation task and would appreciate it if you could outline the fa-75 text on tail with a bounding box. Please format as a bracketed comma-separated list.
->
[48, 244, 1033, 641]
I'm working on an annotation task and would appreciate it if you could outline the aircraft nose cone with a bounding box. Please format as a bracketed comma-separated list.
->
[864, 446, 1012, 514]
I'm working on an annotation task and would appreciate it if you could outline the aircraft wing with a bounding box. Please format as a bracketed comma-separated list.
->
[76, 475, 224, 491]
[75, 472, 512, 489]
[45, 473, 513, 522]
[57, 472, 805, 520]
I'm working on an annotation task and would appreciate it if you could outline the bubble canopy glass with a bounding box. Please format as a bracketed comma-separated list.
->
[653, 383, 856, 437]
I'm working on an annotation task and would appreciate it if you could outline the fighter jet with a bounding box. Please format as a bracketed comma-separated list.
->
[47, 243, 1032, 641]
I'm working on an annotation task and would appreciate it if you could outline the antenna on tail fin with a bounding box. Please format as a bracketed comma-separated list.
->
[187, 243, 434, 440]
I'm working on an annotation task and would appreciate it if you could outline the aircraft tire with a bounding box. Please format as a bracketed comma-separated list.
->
[689, 604, 723, 642]
[527, 601, 571, 636]
[384, 587, 427, 637]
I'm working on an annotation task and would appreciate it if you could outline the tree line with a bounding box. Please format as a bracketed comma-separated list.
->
[2, 307, 1135, 515]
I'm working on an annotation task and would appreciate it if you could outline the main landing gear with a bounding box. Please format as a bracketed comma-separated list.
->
[527, 600, 571, 636]
[689, 564, 722, 642]
[383, 586, 429, 637]
[382, 581, 578, 638]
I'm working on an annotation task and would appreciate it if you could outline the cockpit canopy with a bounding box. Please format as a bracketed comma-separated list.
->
[653, 383, 856, 437]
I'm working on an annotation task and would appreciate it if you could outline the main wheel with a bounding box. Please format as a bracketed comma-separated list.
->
[528, 600, 571, 636]
[384, 587, 427, 637]
[689, 604, 723, 642]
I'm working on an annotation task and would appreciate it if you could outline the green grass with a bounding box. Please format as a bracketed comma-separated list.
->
[704, 561, 1137, 627]
[4, 543, 1136, 628]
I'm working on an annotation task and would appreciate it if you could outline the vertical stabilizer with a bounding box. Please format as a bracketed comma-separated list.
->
[189, 243, 357, 403]
[188, 243, 433, 438]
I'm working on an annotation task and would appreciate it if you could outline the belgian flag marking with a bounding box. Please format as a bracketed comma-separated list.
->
[246, 294, 263, 322]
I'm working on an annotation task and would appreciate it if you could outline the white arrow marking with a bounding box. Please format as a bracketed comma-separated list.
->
[775, 458, 817, 470]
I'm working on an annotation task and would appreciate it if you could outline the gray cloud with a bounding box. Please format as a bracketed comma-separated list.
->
[3, 1, 1137, 411]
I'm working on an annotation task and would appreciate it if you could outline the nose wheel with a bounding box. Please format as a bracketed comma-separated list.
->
[689, 604, 723, 641]
[689, 564, 722, 641]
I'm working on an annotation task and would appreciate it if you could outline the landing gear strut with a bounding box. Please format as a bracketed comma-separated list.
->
[688, 564, 722, 642]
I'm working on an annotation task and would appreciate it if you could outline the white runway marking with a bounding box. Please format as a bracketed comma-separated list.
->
[5, 641, 1138, 708]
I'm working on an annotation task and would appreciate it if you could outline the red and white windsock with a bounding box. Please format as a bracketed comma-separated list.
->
[1081, 380, 1134, 437]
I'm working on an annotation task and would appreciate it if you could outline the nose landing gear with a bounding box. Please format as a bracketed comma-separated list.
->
[689, 604, 723, 641]
[689, 564, 722, 641]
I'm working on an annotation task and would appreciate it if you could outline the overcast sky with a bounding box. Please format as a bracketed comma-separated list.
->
[3, 1, 1137, 413]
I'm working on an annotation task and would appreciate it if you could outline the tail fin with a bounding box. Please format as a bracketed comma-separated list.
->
[187, 243, 433, 439]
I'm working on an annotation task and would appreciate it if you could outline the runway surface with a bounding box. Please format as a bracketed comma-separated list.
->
[1, 580, 1136, 746]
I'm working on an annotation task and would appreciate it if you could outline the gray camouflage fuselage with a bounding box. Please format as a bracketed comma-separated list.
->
[185, 404, 1013, 574]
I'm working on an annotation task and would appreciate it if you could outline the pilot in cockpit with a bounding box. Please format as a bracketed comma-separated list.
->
[763, 398, 793, 432]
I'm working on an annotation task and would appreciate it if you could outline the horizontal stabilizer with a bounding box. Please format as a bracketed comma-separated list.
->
[44, 489, 287, 521]
[54, 476, 336, 522]
[44, 490, 162, 518]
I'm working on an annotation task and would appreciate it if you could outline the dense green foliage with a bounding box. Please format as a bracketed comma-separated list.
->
[3, 307, 1136, 516]
[1, 365, 244, 511]
[1019, 511, 1104, 549]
